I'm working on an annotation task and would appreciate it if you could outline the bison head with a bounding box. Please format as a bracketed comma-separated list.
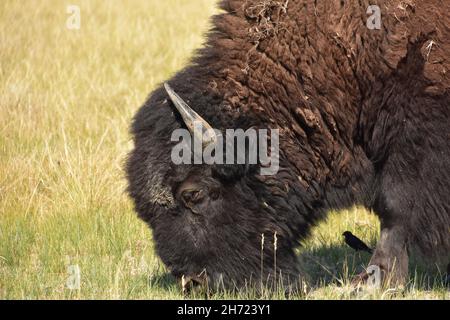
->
[127, 83, 313, 292]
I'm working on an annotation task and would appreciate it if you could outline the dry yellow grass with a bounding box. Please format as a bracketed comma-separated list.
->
[0, 0, 447, 299]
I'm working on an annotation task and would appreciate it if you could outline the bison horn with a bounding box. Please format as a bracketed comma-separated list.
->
[164, 83, 217, 148]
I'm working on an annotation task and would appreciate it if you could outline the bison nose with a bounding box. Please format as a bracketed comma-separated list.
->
[181, 270, 208, 295]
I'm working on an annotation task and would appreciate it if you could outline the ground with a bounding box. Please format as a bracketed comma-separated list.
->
[0, 0, 448, 300]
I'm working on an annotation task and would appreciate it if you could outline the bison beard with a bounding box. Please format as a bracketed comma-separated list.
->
[126, 0, 450, 291]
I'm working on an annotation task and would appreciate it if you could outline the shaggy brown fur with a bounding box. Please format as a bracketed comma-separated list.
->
[127, 0, 450, 290]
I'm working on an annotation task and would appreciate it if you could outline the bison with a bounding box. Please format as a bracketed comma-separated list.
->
[126, 0, 450, 291]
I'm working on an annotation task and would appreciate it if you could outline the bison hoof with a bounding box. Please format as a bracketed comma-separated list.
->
[351, 265, 384, 288]
[181, 272, 208, 296]
[351, 271, 370, 286]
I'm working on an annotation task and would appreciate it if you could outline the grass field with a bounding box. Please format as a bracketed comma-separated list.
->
[0, 0, 448, 300]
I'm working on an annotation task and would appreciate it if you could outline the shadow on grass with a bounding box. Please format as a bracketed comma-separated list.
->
[299, 243, 372, 286]
[299, 244, 448, 290]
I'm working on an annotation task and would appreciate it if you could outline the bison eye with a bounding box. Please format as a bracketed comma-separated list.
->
[181, 189, 204, 207]
[209, 188, 220, 200]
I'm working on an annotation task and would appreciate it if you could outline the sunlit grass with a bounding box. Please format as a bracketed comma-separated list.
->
[0, 0, 447, 300]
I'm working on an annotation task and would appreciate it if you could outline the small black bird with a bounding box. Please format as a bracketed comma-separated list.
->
[342, 231, 373, 254]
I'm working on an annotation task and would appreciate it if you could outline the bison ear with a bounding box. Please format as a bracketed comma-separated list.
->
[212, 162, 258, 182]
[211, 128, 260, 181]
[212, 164, 246, 182]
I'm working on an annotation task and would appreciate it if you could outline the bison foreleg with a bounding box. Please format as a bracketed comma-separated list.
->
[370, 227, 408, 285]
[362, 224, 409, 287]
